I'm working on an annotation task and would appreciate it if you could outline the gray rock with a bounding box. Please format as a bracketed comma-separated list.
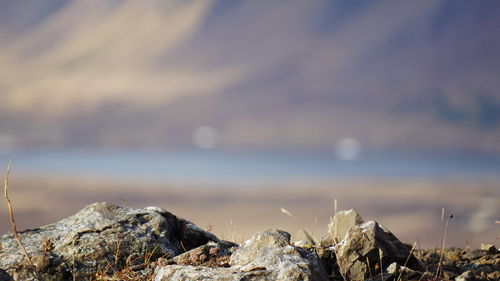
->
[334, 221, 421, 281]
[154, 265, 266, 281]
[322, 209, 364, 246]
[0, 202, 219, 280]
[155, 229, 329, 281]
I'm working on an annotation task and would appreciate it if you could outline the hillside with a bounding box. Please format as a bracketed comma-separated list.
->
[0, 0, 499, 155]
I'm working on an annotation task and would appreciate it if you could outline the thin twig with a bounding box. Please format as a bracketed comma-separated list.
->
[397, 242, 417, 281]
[280, 208, 297, 220]
[436, 214, 453, 280]
[331, 198, 347, 281]
[366, 256, 374, 281]
[4, 157, 39, 280]
[379, 248, 384, 281]
[334, 198, 338, 243]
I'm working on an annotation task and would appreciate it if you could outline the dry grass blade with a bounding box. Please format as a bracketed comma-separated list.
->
[333, 198, 338, 243]
[397, 242, 417, 281]
[366, 256, 374, 281]
[280, 208, 296, 220]
[4, 157, 40, 280]
[379, 248, 384, 281]
[436, 213, 453, 280]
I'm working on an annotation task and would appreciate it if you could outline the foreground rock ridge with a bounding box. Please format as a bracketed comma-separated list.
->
[0, 204, 497, 281]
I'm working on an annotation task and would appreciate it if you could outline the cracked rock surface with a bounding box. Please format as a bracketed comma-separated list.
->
[0, 202, 219, 280]
[155, 229, 329, 281]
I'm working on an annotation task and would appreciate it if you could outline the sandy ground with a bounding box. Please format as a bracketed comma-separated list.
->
[0, 173, 498, 249]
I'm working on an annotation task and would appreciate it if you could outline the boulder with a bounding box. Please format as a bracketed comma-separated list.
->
[155, 229, 329, 281]
[322, 209, 364, 246]
[334, 221, 421, 281]
[0, 202, 220, 280]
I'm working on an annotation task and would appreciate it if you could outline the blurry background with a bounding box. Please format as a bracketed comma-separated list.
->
[0, 0, 499, 247]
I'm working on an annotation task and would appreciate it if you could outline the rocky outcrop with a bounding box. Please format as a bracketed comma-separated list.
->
[0, 202, 220, 280]
[0, 204, 497, 281]
[155, 229, 329, 281]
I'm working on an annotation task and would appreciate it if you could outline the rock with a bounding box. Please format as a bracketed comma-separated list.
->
[0, 202, 220, 280]
[386, 262, 421, 280]
[231, 229, 328, 280]
[172, 240, 237, 267]
[155, 265, 253, 281]
[334, 221, 421, 281]
[293, 240, 314, 249]
[0, 269, 13, 281]
[480, 243, 497, 254]
[322, 209, 364, 246]
[455, 270, 475, 281]
[155, 229, 329, 281]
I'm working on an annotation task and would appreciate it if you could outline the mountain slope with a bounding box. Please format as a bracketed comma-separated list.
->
[0, 0, 499, 155]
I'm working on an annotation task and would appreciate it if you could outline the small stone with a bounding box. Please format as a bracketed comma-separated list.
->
[386, 262, 399, 274]
[455, 270, 475, 281]
[293, 240, 313, 248]
[172, 241, 236, 267]
[480, 244, 497, 254]
[322, 209, 364, 246]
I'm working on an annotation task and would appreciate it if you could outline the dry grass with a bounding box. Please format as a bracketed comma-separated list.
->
[3, 158, 40, 280]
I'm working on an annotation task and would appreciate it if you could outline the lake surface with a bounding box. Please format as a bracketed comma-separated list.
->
[1, 150, 499, 184]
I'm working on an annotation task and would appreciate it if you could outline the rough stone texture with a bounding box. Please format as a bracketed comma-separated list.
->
[155, 229, 329, 281]
[334, 221, 420, 281]
[172, 240, 237, 267]
[231, 229, 328, 280]
[154, 265, 267, 281]
[0, 202, 220, 280]
[322, 209, 364, 246]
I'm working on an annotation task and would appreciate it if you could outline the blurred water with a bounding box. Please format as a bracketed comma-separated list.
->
[1, 150, 499, 185]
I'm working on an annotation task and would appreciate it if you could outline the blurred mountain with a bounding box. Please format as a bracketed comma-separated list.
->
[0, 0, 499, 156]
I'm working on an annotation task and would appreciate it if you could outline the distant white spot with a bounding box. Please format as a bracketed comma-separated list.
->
[193, 126, 218, 149]
[334, 137, 361, 160]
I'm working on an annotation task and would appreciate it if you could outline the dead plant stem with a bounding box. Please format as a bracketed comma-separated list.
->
[4, 157, 39, 280]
